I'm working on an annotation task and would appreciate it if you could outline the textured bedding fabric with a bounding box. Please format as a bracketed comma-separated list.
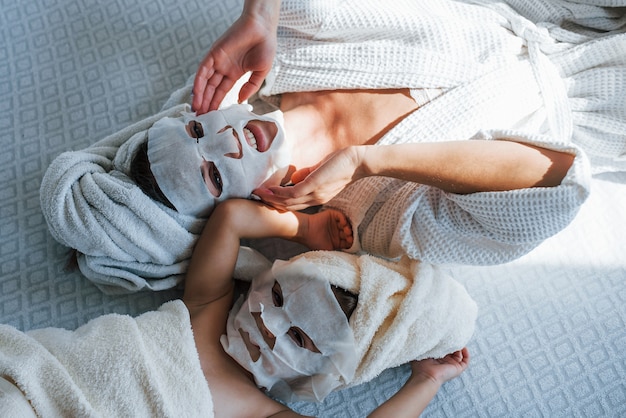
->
[1, 0, 625, 417]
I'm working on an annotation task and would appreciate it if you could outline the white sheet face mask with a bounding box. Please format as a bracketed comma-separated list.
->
[221, 259, 357, 402]
[147, 104, 291, 217]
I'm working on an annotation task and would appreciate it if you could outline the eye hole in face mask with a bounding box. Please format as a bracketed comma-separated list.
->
[200, 158, 223, 197]
[288, 326, 321, 353]
[186, 120, 204, 140]
[272, 281, 283, 307]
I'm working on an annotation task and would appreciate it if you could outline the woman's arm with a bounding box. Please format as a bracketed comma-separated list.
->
[360, 141, 574, 194]
[255, 140, 575, 211]
[368, 348, 470, 418]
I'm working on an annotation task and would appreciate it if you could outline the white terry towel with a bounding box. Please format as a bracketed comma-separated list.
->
[297, 251, 477, 387]
[234, 248, 478, 388]
[40, 83, 205, 294]
[0, 300, 213, 417]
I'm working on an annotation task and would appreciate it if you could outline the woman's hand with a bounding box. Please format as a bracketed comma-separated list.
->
[254, 146, 368, 211]
[192, 0, 280, 114]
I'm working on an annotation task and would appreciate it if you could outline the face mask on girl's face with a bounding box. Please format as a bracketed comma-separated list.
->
[147, 104, 291, 217]
[220, 258, 357, 402]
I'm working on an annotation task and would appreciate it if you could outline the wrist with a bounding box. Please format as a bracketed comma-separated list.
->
[353, 145, 375, 180]
[242, 0, 280, 27]
[408, 371, 443, 393]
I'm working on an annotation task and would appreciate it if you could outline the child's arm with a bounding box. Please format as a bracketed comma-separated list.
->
[368, 348, 470, 418]
[183, 198, 352, 308]
[185, 199, 328, 418]
[184, 199, 300, 308]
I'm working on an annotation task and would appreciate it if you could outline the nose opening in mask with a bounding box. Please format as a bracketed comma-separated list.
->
[237, 327, 261, 362]
[259, 302, 292, 338]
[252, 311, 276, 349]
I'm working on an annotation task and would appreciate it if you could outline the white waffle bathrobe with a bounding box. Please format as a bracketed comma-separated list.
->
[259, 0, 625, 264]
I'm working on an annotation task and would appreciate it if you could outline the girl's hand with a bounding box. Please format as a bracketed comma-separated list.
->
[254, 146, 367, 211]
[410, 347, 470, 386]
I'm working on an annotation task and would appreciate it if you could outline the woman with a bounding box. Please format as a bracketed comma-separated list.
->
[1, 198, 476, 417]
[41, 0, 624, 292]
[195, 0, 625, 262]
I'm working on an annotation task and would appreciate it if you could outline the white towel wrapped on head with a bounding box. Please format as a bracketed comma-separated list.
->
[234, 247, 478, 389]
[39, 80, 211, 294]
[297, 251, 477, 387]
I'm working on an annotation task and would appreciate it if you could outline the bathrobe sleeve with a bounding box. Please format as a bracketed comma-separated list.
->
[326, 131, 591, 265]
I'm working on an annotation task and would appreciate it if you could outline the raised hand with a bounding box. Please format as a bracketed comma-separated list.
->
[192, 0, 280, 114]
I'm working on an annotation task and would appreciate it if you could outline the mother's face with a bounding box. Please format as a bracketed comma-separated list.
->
[147, 104, 290, 217]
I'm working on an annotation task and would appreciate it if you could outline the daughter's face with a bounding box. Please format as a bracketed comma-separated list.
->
[147, 104, 291, 217]
[221, 258, 357, 402]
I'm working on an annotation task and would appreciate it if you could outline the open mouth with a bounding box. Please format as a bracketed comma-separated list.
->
[243, 120, 277, 153]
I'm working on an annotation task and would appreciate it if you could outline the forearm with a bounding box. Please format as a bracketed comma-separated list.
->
[359, 140, 575, 194]
[368, 373, 441, 418]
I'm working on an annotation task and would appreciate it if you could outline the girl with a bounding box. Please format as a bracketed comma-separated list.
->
[2, 199, 475, 417]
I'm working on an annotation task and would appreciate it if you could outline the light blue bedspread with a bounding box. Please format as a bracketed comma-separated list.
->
[1, 0, 624, 416]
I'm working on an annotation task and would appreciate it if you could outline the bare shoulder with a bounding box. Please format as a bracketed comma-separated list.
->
[206, 350, 309, 418]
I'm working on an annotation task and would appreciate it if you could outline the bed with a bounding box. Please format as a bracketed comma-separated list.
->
[1, 0, 625, 416]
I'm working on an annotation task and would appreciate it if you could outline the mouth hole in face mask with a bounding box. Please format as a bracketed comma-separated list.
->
[244, 120, 277, 153]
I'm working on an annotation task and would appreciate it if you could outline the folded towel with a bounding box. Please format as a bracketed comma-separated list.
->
[0, 300, 213, 417]
[234, 247, 477, 390]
